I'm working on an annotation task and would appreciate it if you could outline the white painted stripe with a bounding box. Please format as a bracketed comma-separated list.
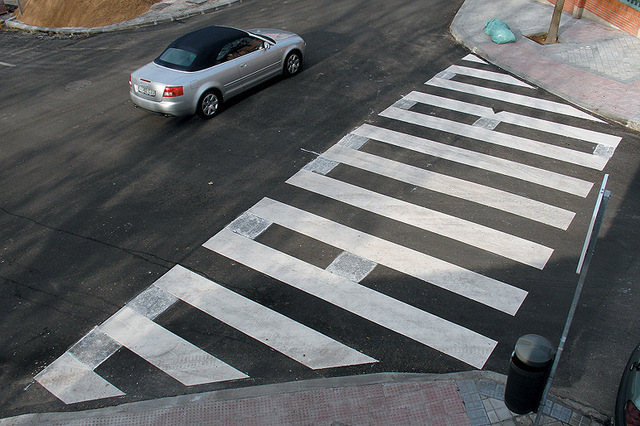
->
[426, 77, 603, 122]
[35, 352, 125, 404]
[322, 144, 575, 230]
[0, 61, 16, 67]
[381, 106, 608, 170]
[204, 228, 498, 369]
[445, 65, 533, 88]
[248, 198, 528, 315]
[494, 112, 621, 149]
[99, 307, 248, 385]
[462, 54, 487, 64]
[404, 91, 621, 149]
[353, 124, 594, 197]
[155, 266, 377, 369]
[405, 91, 494, 116]
[287, 170, 553, 269]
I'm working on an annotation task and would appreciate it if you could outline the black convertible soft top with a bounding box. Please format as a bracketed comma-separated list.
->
[154, 26, 249, 72]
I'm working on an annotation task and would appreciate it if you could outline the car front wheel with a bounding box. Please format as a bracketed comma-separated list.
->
[197, 90, 221, 119]
[284, 51, 302, 77]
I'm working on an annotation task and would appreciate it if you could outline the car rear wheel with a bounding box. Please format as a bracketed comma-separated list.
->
[284, 51, 302, 77]
[197, 90, 221, 119]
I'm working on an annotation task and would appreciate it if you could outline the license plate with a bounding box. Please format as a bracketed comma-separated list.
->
[137, 84, 156, 97]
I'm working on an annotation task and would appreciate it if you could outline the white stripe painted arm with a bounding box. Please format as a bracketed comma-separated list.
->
[495, 112, 621, 149]
[322, 144, 575, 230]
[403, 91, 621, 150]
[404, 91, 494, 116]
[380, 106, 609, 170]
[204, 229, 498, 369]
[462, 54, 487, 64]
[444, 65, 533, 88]
[287, 170, 553, 269]
[34, 353, 125, 404]
[426, 77, 603, 122]
[154, 266, 377, 369]
[353, 124, 594, 197]
[99, 307, 248, 386]
[248, 198, 528, 315]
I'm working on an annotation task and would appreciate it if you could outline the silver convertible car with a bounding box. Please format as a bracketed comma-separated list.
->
[129, 25, 306, 118]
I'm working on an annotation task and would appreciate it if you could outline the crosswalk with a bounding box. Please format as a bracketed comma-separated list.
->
[33, 54, 622, 405]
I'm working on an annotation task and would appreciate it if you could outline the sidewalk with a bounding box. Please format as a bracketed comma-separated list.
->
[0, 0, 632, 424]
[0, 372, 608, 425]
[451, 0, 640, 131]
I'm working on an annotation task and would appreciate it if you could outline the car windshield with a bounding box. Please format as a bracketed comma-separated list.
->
[157, 48, 197, 68]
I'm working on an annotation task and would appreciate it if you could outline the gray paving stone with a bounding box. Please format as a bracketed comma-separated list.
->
[68, 328, 121, 370]
[227, 212, 272, 239]
[326, 251, 377, 282]
[337, 133, 368, 150]
[303, 156, 339, 175]
[457, 379, 479, 395]
[127, 284, 178, 320]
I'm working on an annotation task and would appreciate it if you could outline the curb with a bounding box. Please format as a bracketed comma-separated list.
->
[449, 12, 617, 128]
[2, 0, 239, 35]
[0, 372, 611, 425]
[449, 0, 640, 132]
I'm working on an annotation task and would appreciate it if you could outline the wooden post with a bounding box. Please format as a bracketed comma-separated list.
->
[545, 0, 566, 44]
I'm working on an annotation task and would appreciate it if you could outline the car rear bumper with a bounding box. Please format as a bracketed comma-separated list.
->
[130, 90, 194, 117]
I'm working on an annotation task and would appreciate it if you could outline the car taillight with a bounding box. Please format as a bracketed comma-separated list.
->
[129, 74, 132, 87]
[625, 400, 640, 426]
[163, 86, 184, 97]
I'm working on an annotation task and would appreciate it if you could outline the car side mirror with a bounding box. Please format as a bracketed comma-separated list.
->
[263, 42, 271, 50]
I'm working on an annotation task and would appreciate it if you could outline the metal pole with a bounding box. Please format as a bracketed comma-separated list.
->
[16, 0, 22, 15]
[576, 174, 609, 274]
[534, 175, 610, 426]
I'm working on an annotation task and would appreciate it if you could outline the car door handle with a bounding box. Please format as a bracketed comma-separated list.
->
[240, 63, 247, 68]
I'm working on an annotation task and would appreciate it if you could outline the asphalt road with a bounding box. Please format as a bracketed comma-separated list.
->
[1, 0, 639, 419]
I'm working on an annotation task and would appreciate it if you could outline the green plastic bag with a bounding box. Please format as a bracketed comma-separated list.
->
[484, 19, 516, 44]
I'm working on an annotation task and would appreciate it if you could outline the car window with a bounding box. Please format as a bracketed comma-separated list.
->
[157, 48, 197, 67]
[216, 37, 264, 63]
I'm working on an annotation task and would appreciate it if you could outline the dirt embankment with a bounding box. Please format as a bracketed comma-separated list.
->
[16, 0, 162, 28]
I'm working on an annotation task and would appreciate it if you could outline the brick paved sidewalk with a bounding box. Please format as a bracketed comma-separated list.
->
[0, 373, 607, 425]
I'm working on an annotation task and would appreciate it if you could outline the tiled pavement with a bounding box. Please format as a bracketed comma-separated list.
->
[457, 378, 599, 426]
[546, 37, 640, 83]
[0, 373, 607, 425]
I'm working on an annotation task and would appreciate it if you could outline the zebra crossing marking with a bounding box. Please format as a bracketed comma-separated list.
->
[353, 124, 594, 197]
[380, 106, 609, 170]
[246, 198, 528, 315]
[204, 228, 498, 369]
[34, 352, 125, 405]
[440, 65, 533, 88]
[287, 169, 553, 269]
[154, 265, 378, 369]
[426, 76, 603, 122]
[321, 143, 575, 230]
[462, 54, 487, 64]
[99, 307, 249, 386]
[33, 55, 617, 405]
[402, 91, 621, 151]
